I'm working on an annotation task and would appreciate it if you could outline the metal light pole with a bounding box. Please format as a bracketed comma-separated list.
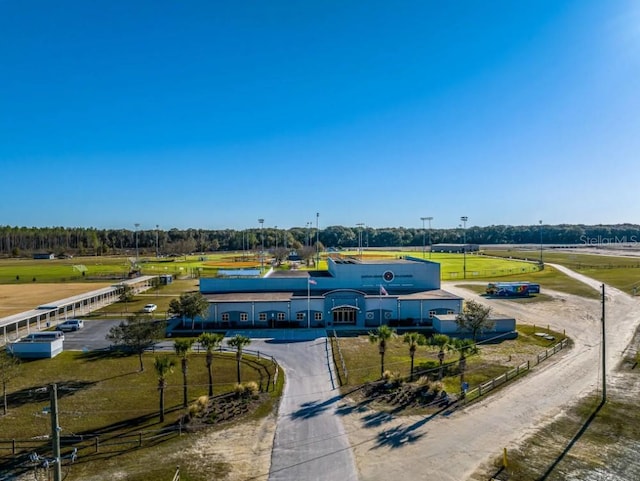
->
[539, 220, 543, 265]
[356, 223, 365, 258]
[420, 217, 427, 258]
[460, 216, 468, 279]
[258, 219, 264, 271]
[426, 216, 433, 259]
[134, 223, 140, 263]
[316, 212, 320, 267]
[155, 224, 159, 258]
[274, 226, 278, 251]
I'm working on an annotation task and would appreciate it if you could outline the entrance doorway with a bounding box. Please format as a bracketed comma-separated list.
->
[332, 307, 357, 324]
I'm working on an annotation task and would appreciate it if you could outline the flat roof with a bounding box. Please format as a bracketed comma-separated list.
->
[202, 288, 461, 303]
[203, 292, 295, 302]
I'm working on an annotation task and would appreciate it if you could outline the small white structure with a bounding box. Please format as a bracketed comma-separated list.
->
[433, 314, 517, 340]
[6, 336, 64, 359]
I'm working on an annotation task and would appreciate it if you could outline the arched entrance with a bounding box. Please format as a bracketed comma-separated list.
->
[332, 306, 358, 325]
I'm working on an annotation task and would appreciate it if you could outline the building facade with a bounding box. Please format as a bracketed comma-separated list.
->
[199, 256, 462, 329]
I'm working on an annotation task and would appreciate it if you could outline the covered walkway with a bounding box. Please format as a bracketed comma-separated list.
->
[0, 276, 156, 343]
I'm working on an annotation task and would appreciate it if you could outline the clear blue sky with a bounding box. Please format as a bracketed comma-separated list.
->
[2, 1, 639, 231]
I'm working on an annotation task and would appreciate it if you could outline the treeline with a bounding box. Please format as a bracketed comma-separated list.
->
[1, 224, 639, 256]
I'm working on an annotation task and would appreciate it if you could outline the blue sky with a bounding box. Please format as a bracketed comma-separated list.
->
[2, 1, 639, 231]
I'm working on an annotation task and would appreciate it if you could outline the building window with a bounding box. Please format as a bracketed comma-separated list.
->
[429, 310, 436, 319]
[447, 310, 454, 315]
[259, 313, 267, 321]
[221, 313, 229, 322]
[240, 313, 248, 322]
[277, 312, 285, 321]
[314, 312, 322, 321]
[296, 312, 305, 320]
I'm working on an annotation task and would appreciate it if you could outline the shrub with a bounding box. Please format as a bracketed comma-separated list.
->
[431, 381, 444, 394]
[188, 395, 209, 418]
[233, 383, 245, 397]
[243, 381, 259, 397]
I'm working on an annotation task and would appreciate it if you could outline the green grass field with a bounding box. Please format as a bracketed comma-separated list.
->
[0, 347, 283, 480]
[486, 249, 640, 296]
[333, 325, 565, 395]
[0, 251, 540, 285]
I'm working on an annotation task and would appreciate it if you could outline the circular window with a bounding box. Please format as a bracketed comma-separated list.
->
[383, 270, 394, 282]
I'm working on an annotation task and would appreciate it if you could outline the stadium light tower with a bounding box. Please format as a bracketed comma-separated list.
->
[258, 218, 265, 271]
[460, 216, 468, 279]
[539, 220, 543, 265]
[155, 224, 159, 258]
[420, 217, 428, 258]
[356, 223, 365, 258]
[426, 216, 434, 259]
[134, 223, 140, 263]
[316, 212, 320, 267]
[274, 226, 278, 250]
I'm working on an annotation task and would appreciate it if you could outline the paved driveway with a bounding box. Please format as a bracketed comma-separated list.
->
[235, 330, 358, 481]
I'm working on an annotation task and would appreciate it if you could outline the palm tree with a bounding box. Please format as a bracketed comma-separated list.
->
[453, 338, 478, 392]
[429, 334, 452, 380]
[198, 332, 224, 397]
[403, 332, 426, 381]
[368, 325, 397, 378]
[174, 339, 194, 408]
[227, 335, 252, 384]
[154, 355, 175, 422]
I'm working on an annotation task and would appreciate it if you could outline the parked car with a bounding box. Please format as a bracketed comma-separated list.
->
[56, 319, 84, 332]
[142, 304, 157, 313]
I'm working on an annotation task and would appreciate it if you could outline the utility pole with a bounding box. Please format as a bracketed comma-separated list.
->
[601, 283, 606, 402]
[50, 383, 62, 481]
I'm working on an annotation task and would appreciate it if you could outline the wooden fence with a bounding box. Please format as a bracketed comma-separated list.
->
[331, 330, 348, 385]
[465, 338, 569, 403]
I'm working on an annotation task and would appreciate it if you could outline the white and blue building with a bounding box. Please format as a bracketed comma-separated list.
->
[199, 256, 462, 329]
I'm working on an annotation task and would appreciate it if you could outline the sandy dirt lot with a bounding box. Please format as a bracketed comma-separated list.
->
[339, 265, 639, 480]
[0, 283, 112, 317]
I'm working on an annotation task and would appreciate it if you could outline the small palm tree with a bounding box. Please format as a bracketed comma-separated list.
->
[198, 332, 224, 397]
[154, 355, 175, 423]
[368, 325, 397, 378]
[403, 332, 426, 381]
[453, 338, 478, 389]
[429, 334, 452, 380]
[174, 339, 194, 408]
[227, 335, 252, 384]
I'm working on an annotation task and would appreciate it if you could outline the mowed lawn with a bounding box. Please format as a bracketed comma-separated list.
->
[486, 249, 640, 296]
[333, 325, 566, 396]
[0, 349, 276, 439]
[0, 348, 281, 481]
[0, 252, 541, 318]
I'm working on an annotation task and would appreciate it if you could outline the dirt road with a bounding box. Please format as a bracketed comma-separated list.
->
[341, 264, 639, 480]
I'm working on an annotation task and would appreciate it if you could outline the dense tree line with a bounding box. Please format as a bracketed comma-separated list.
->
[1, 223, 639, 256]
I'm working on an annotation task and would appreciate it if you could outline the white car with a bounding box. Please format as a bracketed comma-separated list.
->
[56, 319, 84, 332]
[142, 304, 157, 313]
